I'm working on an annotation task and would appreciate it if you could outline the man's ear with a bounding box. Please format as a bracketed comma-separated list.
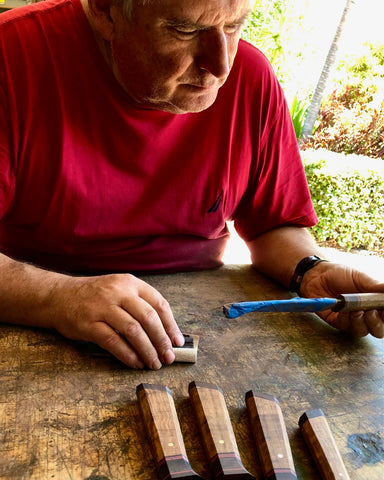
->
[86, 0, 116, 40]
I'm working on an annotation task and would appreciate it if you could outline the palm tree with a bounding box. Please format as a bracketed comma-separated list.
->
[300, 0, 355, 140]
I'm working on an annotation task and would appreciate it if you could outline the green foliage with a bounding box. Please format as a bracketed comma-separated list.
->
[242, 0, 286, 79]
[302, 150, 384, 252]
[241, 0, 307, 87]
[301, 85, 384, 158]
[290, 94, 310, 139]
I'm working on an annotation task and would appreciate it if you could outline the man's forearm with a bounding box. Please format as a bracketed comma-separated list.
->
[0, 252, 67, 328]
[246, 226, 324, 288]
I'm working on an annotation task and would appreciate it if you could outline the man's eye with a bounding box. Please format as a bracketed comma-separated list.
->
[174, 28, 197, 37]
[225, 24, 242, 34]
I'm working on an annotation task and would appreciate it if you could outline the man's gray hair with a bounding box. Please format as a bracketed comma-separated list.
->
[113, 0, 151, 18]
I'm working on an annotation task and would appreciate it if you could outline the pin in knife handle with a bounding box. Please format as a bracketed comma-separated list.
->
[299, 409, 351, 480]
[137, 384, 203, 480]
[189, 382, 255, 479]
[245, 391, 297, 480]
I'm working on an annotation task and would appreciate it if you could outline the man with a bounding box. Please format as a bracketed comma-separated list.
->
[0, 0, 383, 370]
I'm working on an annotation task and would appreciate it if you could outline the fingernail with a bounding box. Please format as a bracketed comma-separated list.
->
[163, 348, 175, 365]
[174, 333, 185, 347]
[151, 358, 162, 370]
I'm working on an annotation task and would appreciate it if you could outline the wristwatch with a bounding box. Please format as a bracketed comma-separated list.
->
[289, 255, 327, 296]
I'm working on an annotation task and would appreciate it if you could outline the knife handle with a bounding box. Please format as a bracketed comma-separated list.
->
[335, 293, 384, 312]
[137, 383, 203, 480]
[245, 391, 297, 479]
[188, 381, 255, 479]
[299, 409, 351, 480]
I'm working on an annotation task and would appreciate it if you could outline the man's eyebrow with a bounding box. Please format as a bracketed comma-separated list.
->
[164, 10, 252, 30]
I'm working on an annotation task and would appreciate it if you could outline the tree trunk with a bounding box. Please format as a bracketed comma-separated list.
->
[300, 0, 355, 140]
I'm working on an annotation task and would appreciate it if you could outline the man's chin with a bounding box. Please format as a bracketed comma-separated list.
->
[165, 89, 219, 114]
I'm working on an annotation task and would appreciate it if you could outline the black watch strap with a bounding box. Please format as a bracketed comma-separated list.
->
[289, 255, 327, 296]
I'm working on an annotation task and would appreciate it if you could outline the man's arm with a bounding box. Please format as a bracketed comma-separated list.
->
[247, 226, 384, 338]
[246, 226, 323, 288]
[0, 252, 184, 369]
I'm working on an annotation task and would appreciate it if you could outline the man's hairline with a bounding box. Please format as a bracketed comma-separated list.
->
[114, 0, 254, 21]
[113, 0, 149, 19]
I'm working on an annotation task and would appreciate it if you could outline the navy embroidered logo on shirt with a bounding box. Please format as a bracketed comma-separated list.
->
[208, 190, 223, 213]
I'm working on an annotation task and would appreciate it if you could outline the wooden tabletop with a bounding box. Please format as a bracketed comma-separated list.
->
[0, 265, 383, 479]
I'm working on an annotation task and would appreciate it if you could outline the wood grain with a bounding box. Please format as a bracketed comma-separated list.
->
[0, 266, 383, 479]
[189, 381, 255, 479]
[299, 409, 351, 480]
[246, 391, 297, 479]
[136, 383, 203, 480]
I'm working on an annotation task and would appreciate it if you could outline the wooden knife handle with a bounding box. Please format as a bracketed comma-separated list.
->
[245, 391, 297, 479]
[299, 409, 351, 480]
[137, 383, 203, 480]
[188, 381, 255, 479]
[335, 292, 384, 312]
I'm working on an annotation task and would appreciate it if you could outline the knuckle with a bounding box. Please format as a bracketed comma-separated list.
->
[154, 296, 171, 315]
[141, 307, 161, 327]
[102, 330, 122, 350]
[122, 321, 143, 339]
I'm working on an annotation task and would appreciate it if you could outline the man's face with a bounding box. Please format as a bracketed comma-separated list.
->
[108, 0, 252, 113]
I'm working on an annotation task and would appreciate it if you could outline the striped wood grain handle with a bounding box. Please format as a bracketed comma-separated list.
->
[299, 409, 351, 480]
[188, 381, 255, 479]
[246, 391, 297, 479]
[137, 383, 203, 480]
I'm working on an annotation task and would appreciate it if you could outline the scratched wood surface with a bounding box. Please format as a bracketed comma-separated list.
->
[0, 265, 383, 479]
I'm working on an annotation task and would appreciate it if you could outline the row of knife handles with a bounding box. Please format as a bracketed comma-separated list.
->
[136, 381, 351, 480]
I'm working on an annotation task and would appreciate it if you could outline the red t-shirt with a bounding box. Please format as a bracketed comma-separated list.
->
[0, 0, 317, 273]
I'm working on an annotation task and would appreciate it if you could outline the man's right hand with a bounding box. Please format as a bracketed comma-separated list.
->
[51, 273, 186, 369]
[0, 254, 185, 369]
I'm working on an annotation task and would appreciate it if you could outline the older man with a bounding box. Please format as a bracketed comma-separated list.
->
[0, 0, 383, 370]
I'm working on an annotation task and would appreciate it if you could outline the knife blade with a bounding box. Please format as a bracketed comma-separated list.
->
[223, 293, 384, 319]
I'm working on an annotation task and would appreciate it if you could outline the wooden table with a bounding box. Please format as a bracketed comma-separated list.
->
[0, 265, 383, 479]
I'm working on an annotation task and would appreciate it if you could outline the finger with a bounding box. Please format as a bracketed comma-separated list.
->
[133, 279, 185, 347]
[347, 310, 369, 337]
[119, 296, 176, 367]
[90, 322, 145, 369]
[364, 310, 384, 338]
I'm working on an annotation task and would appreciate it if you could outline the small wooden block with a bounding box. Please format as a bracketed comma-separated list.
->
[173, 334, 199, 363]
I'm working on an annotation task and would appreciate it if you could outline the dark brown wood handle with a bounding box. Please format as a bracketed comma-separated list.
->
[188, 381, 255, 479]
[136, 383, 203, 480]
[299, 409, 351, 480]
[245, 391, 297, 479]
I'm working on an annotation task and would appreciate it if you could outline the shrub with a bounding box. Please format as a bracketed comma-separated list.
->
[302, 149, 384, 253]
[301, 85, 384, 158]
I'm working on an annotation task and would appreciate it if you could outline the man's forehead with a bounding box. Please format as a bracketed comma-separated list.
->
[138, 0, 253, 24]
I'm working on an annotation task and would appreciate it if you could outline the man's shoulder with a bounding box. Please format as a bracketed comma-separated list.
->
[0, 0, 73, 28]
[236, 39, 275, 72]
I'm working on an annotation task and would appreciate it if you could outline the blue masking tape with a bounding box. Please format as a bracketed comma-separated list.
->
[223, 297, 338, 319]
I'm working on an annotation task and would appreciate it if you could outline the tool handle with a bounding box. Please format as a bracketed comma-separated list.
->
[245, 391, 297, 479]
[299, 409, 351, 480]
[335, 293, 384, 312]
[189, 381, 255, 479]
[137, 384, 202, 480]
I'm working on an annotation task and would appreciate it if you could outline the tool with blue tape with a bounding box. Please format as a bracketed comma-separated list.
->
[223, 293, 384, 319]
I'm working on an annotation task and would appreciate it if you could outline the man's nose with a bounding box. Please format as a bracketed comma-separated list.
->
[196, 30, 230, 79]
